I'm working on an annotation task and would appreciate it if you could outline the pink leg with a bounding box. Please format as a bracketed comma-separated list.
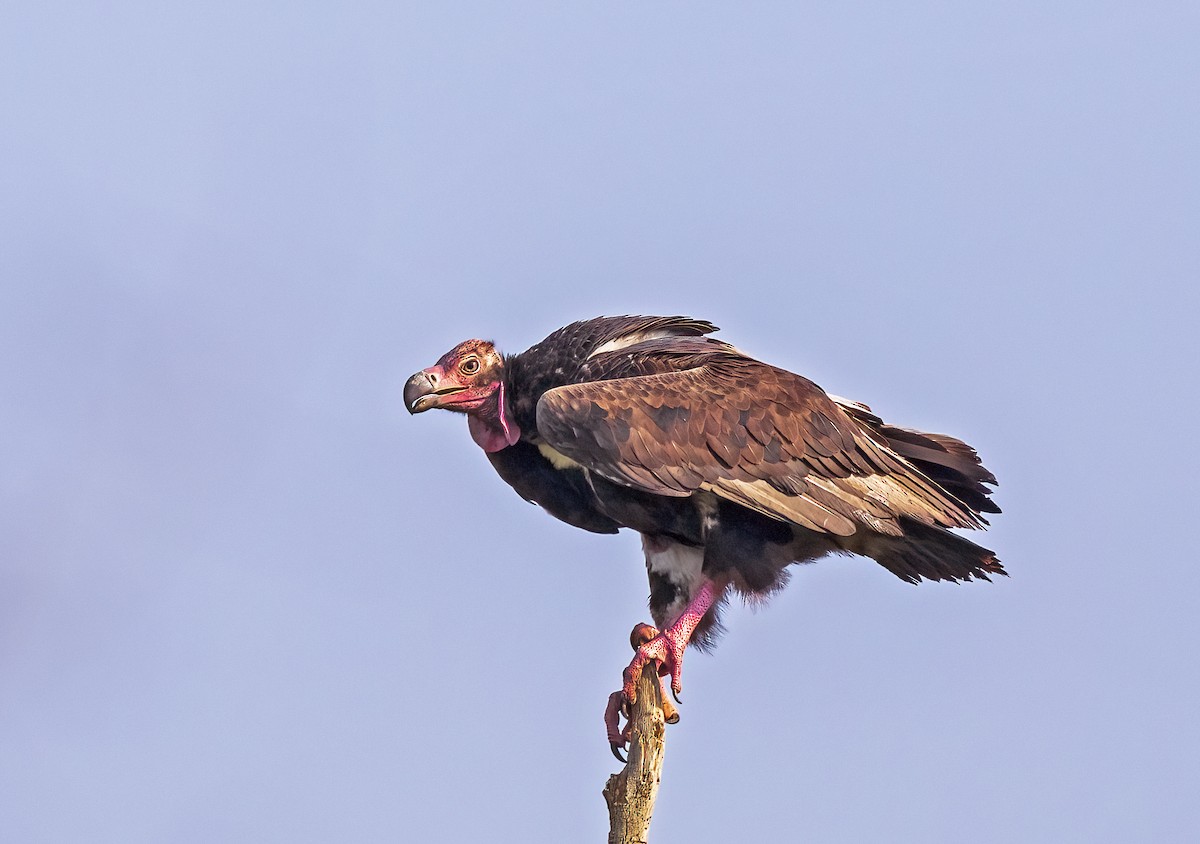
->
[623, 579, 718, 704]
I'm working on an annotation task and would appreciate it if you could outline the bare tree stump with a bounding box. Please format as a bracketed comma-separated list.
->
[603, 627, 668, 844]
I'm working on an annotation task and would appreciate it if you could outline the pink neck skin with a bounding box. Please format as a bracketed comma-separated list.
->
[467, 381, 521, 452]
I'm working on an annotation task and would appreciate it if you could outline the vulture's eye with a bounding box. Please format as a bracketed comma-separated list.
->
[460, 357, 481, 375]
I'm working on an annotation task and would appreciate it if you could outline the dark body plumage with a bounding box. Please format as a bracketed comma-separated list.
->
[440, 316, 1004, 648]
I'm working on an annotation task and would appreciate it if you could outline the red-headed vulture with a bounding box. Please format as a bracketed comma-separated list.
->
[405, 316, 1003, 760]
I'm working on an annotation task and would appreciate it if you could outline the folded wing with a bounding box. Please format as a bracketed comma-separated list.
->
[535, 356, 989, 539]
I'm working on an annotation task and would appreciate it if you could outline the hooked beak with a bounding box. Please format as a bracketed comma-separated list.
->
[404, 368, 464, 414]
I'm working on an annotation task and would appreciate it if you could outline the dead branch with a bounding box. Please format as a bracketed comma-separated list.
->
[602, 628, 669, 844]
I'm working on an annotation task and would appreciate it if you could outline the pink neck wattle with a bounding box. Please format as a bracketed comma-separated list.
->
[467, 382, 521, 452]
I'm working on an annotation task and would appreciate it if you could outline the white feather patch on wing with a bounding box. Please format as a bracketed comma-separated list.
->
[704, 478, 858, 536]
[828, 394, 872, 414]
[586, 330, 676, 359]
[801, 476, 904, 536]
[805, 473, 945, 532]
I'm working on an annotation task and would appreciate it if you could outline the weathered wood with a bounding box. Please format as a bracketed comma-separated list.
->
[603, 634, 668, 844]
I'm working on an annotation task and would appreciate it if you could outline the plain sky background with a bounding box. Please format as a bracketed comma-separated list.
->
[2, 2, 1198, 842]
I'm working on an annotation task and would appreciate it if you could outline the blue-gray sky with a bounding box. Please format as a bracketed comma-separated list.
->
[2, 2, 1198, 841]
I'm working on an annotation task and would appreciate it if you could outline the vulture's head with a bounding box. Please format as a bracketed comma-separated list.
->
[404, 339, 519, 452]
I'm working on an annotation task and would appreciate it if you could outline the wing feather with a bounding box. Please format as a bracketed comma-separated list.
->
[535, 358, 985, 536]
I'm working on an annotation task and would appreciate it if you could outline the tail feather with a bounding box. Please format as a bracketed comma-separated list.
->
[851, 518, 1006, 584]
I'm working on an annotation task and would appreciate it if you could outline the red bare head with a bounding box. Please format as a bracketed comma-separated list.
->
[404, 339, 520, 452]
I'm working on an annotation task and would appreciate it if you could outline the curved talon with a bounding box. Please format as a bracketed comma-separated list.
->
[671, 687, 682, 705]
[660, 678, 681, 724]
[610, 743, 627, 764]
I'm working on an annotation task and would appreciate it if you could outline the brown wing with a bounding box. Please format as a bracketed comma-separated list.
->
[832, 396, 1000, 517]
[535, 359, 986, 538]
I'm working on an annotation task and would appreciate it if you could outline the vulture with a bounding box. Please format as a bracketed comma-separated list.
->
[404, 315, 1002, 760]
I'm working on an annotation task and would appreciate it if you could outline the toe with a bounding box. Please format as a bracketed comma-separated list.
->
[604, 691, 627, 745]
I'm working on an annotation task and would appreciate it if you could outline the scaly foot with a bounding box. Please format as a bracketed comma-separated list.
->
[606, 624, 682, 761]
[623, 580, 717, 704]
[605, 581, 718, 762]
